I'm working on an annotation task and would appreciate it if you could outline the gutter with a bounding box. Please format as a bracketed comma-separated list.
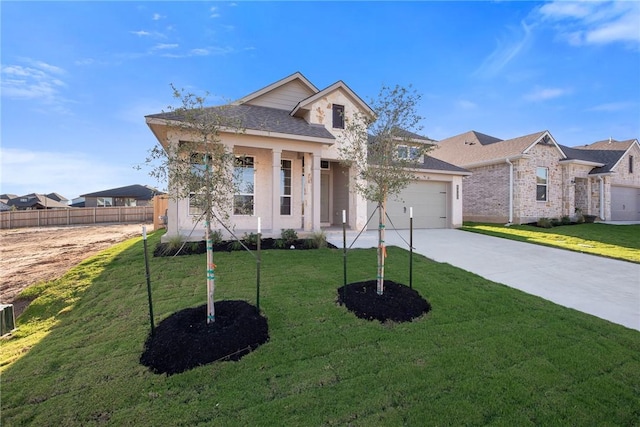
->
[505, 158, 514, 225]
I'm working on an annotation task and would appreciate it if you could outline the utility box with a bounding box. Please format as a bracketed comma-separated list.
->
[1, 304, 16, 336]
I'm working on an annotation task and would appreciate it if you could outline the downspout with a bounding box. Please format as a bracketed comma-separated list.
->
[597, 176, 605, 220]
[505, 158, 514, 225]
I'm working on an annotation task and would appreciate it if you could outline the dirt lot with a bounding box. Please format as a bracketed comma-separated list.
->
[0, 224, 150, 315]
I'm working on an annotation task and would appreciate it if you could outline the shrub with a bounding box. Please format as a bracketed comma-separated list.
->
[274, 239, 286, 249]
[210, 229, 223, 245]
[306, 231, 328, 249]
[281, 229, 298, 245]
[550, 218, 561, 227]
[167, 235, 184, 251]
[537, 217, 553, 228]
[242, 232, 259, 246]
[575, 214, 585, 224]
[561, 216, 571, 225]
[228, 240, 243, 251]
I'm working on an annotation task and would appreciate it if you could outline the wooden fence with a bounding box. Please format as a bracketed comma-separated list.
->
[0, 207, 154, 229]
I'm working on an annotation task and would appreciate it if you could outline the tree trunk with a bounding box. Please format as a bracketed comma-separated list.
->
[377, 200, 386, 295]
[205, 220, 215, 323]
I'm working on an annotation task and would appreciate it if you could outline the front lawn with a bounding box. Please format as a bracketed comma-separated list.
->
[462, 222, 640, 263]
[2, 232, 639, 425]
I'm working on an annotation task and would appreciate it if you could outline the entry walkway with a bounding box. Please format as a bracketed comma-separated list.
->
[326, 229, 640, 331]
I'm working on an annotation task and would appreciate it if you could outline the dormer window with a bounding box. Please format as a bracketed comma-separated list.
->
[332, 104, 344, 129]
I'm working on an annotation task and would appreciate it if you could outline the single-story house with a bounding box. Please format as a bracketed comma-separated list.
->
[7, 193, 70, 210]
[431, 130, 640, 223]
[80, 185, 162, 208]
[146, 72, 469, 240]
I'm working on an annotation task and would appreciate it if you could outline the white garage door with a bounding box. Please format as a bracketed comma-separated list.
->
[367, 181, 448, 229]
[611, 186, 640, 221]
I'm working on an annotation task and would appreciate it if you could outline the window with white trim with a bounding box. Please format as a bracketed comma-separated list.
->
[536, 167, 548, 201]
[97, 197, 113, 207]
[234, 156, 254, 215]
[396, 145, 422, 161]
[280, 159, 292, 215]
[189, 193, 206, 216]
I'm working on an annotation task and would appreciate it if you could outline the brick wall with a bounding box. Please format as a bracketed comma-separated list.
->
[462, 163, 510, 223]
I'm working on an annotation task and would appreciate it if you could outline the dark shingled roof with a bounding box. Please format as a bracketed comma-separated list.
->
[419, 156, 470, 173]
[147, 104, 335, 141]
[81, 184, 162, 199]
[8, 194, 69, 209]
[560, 145, 626, 174]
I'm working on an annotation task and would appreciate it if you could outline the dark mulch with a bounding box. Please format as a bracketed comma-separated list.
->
[154, 238, 336, 257]
[140, 300, 269, 375]
[337, 280, 431, 323]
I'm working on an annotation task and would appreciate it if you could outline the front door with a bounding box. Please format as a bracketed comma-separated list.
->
[321, 173, 330, 224]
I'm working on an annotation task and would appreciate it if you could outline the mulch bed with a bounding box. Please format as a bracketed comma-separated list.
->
[140, 300, 269, 375]
[337, 280, 431, 323]
[154, 238, 335, 257]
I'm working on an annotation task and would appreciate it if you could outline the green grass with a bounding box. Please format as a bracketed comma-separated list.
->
[2, 232, 639, 426]
[462, 222, 640, 263]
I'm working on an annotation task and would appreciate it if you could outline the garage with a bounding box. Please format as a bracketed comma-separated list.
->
[611, 186, 640, 221]
[367, 181, 448, 229]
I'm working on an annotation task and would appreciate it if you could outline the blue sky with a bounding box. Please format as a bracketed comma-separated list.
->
[2, 1, 639, 200]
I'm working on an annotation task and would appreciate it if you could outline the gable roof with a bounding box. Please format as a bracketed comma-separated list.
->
[290, 80, 375, 119]
[7, 193, 69, 209]
[233, 72, 318, 109]
[433, 130, 564, 167]
[81, 184, 161, 199]
[561, 138, 639, 174]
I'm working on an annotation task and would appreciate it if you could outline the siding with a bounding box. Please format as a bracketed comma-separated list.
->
[246, 80, 315, 111]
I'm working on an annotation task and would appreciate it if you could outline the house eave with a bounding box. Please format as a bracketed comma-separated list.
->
[460, 154, 530, 169]
[242, 128, 335, 145]
[559, 159, 604, 167]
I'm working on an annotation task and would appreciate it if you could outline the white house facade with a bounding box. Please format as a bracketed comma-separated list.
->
[146, 72, 469, 241]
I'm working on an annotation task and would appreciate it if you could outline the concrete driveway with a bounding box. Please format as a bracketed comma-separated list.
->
[326, 229, 640, 332]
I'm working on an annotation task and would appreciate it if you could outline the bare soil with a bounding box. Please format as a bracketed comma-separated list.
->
[0, 224, 146, 316]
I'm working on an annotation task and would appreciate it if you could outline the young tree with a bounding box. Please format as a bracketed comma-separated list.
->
[338, 85, 432, 295]
[145, 85, 243, 323]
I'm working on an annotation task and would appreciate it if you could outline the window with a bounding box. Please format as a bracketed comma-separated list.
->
[396, 145, 421, 161]
[97, 197, 113, 207]
[234, 156, 254, 215]
[536, 167, 548, 201]
[630, 155, 634, 174]
[332, 104, 344, 129]
[280, 160, 292, 215]
[190, 153, 212, 177]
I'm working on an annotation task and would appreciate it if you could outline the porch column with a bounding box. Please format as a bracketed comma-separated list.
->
[303, 153, 312, 231]
[272, 149, 281, 233]
[312, 154, 321, 231]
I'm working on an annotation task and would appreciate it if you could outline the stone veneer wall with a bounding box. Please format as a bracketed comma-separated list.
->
[513, 143, 564, 223]
[462, 163, 510, 223]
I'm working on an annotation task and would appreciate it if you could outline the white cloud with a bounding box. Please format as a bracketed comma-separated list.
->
[131, 30, 151, 37]
[524, 87, 570, 101]
[152, 13, 164, 21]
[153, 43, 179, 50]
[0, 148, 153, 199]
[458, 100, 477, 110]
[210, 6, 220, 18]
[1, 60, 72, 114]
[474, 20, 533, 78]
[536, 1, 640, 48]
[587, 101, 636, 112]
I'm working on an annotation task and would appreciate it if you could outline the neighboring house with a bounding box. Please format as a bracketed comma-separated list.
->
[432, 130, 640, 223]
[7, 193, 70, 210]
[146, 72, 469, 240]
[0, 194, 18, 204]
[0, 201, 11, 211]
[80, 185, 162, 208]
